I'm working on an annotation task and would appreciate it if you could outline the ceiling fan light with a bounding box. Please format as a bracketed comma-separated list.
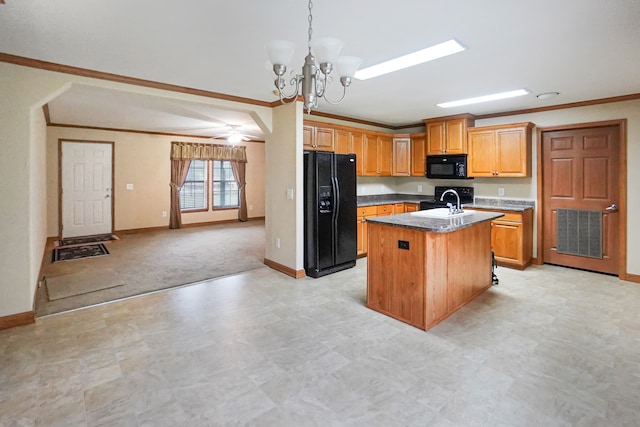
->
[227, 134, 242, 144]
[310, 37, 343, 66]
[266, 40, 296, 66]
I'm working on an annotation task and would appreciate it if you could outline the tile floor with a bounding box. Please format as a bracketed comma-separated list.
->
[1, 260, 639, 426]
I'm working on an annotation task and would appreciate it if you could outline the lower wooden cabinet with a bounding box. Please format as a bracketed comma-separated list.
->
[405, 203, 419, 212]
[357, 203, 419, 256]
[357, 206, 377, 256]
[474, 208, 533, 269]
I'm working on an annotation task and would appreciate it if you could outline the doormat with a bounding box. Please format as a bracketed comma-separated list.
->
[56, 234, 118, 247]
[52, 243, 109, 262]
[46, 268, 125, 301]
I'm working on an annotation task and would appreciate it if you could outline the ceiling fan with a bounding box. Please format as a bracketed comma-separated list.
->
[210, 124, 260, 144]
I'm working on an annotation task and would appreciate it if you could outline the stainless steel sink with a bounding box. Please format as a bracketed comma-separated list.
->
[410, 208, 476, 219]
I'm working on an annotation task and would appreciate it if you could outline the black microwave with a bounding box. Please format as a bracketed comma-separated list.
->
[426, 154, 472, 179]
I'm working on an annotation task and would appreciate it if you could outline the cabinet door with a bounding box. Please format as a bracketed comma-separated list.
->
[467, 130, 496, 177]
[357, 217, 366, 255]
[394, 203, 405, 214]
[426, 121, 446, 155]
[392, 138, 411, 176]
[303, 125, 315, 150]
[405, 203, 418, 212]
[410, 134, 426, 176]
[445, 119, 467, 154]
[377, 135, 393, 176]
[363, 133, 379, 176]
[315, 126, 335, 151]
[496, 127, 529, 177]
[491, 220, 522, 264]
[352, 131, 364, 176]
[334, 129, 351, 154]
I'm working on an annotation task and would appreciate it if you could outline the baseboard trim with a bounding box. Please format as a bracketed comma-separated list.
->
[264, 258, 305, 279]
[0, 311, 35, 331]
[622, 273, 640, 283]
[116, 216, 265, 235]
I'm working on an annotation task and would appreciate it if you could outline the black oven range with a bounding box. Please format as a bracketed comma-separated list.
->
[419, 186, 474, 211]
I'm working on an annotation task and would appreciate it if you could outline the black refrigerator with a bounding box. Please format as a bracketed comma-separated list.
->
[304, 151, 357, 278]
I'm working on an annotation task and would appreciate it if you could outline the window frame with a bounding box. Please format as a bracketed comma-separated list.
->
[212, 160, 240, 210]
[179, 160, 210, 213]
[180, 160, 240, 213]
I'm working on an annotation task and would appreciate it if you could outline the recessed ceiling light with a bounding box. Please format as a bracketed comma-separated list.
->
[354, 39, 466, 80]
[437, 89, 530, 108]
[536, 91, 559, 100]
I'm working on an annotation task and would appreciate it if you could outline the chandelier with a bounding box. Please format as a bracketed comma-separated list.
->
[266, 0, 362, 113]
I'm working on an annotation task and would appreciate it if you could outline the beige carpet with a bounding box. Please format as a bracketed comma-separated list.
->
[36, 219, 265, 316]
[46, 268, 124, 300]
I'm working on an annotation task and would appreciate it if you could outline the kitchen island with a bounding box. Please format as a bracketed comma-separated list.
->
[366, 210, 503, 331]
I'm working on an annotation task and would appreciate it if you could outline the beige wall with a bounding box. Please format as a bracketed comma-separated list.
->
[265, 102, 303, 269]
[0, 61, 273, 318]
[46, 127, 266, 235]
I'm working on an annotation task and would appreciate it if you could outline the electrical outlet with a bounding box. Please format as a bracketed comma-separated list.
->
[286, 188, 294, 200]
[162, 211, 167, 217]
[417, 185, 423, 192]
[498, 187, 505, 196]
[126, 183, 134, 190]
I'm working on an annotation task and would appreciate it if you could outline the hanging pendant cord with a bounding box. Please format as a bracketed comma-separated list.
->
[307, 0, 313, 54]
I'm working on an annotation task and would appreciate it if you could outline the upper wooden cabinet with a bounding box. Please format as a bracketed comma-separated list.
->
[425, 116, 475, 155]
[392, 137, 411, 176]
[410, 133, 426, 177]
[467, 122, 534, 177]
[334, 129, 351, 154]
[303, 123, 334, 151]
[351, 131, 364, 176]
[363, 133, 393, 176]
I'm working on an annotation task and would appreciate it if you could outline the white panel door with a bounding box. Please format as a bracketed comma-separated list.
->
[61, 142, 113, 238]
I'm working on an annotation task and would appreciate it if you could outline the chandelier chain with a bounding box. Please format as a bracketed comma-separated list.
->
[307, 0, 313, 53]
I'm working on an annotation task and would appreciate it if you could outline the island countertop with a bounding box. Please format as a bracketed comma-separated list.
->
[366, 210, 504, 233]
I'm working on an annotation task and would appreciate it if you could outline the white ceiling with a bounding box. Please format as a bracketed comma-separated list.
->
[1, 0, 639, 135]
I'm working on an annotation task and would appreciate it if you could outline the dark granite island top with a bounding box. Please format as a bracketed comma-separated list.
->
[366, 210, 504, 233]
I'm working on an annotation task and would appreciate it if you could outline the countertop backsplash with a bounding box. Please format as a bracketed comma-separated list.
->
[472, 197, 535, 210]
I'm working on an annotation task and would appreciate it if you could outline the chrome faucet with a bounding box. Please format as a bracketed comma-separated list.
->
[440, 189, 462, 214]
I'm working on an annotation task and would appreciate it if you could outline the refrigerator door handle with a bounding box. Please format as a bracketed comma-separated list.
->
[332, 176, 340, 223]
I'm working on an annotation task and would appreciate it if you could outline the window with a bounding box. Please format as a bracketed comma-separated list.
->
[180, 160, 239, 211]
[180, 160, 207, 210]
[213, 160, 239, 208]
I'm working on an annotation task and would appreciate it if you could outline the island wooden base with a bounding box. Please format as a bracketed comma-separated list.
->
[366, 221, 493, 331]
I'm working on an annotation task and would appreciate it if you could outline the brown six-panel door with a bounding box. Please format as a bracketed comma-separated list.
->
[542, 125, 620, 274]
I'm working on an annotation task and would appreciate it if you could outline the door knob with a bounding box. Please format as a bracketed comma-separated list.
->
[605, 204, 618, 212]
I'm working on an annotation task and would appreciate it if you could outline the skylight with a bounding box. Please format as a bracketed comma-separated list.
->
[437, 89, 530, 108]
[354, 39, 466, 80]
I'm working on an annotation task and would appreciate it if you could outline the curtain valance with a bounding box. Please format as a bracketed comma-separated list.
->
[170, 142, 247, 162]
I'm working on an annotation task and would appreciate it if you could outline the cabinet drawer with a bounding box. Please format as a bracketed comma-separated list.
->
[358, 206, 377, 217]
[497, 212, 523, 223]
[376, 204, 393, 215]
[474, 208, 522, 223]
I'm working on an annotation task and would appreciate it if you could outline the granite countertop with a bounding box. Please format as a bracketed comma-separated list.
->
[366, 210, 504, 233]
[464, 197, 535, 212]
[357, 194, 434, 207]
